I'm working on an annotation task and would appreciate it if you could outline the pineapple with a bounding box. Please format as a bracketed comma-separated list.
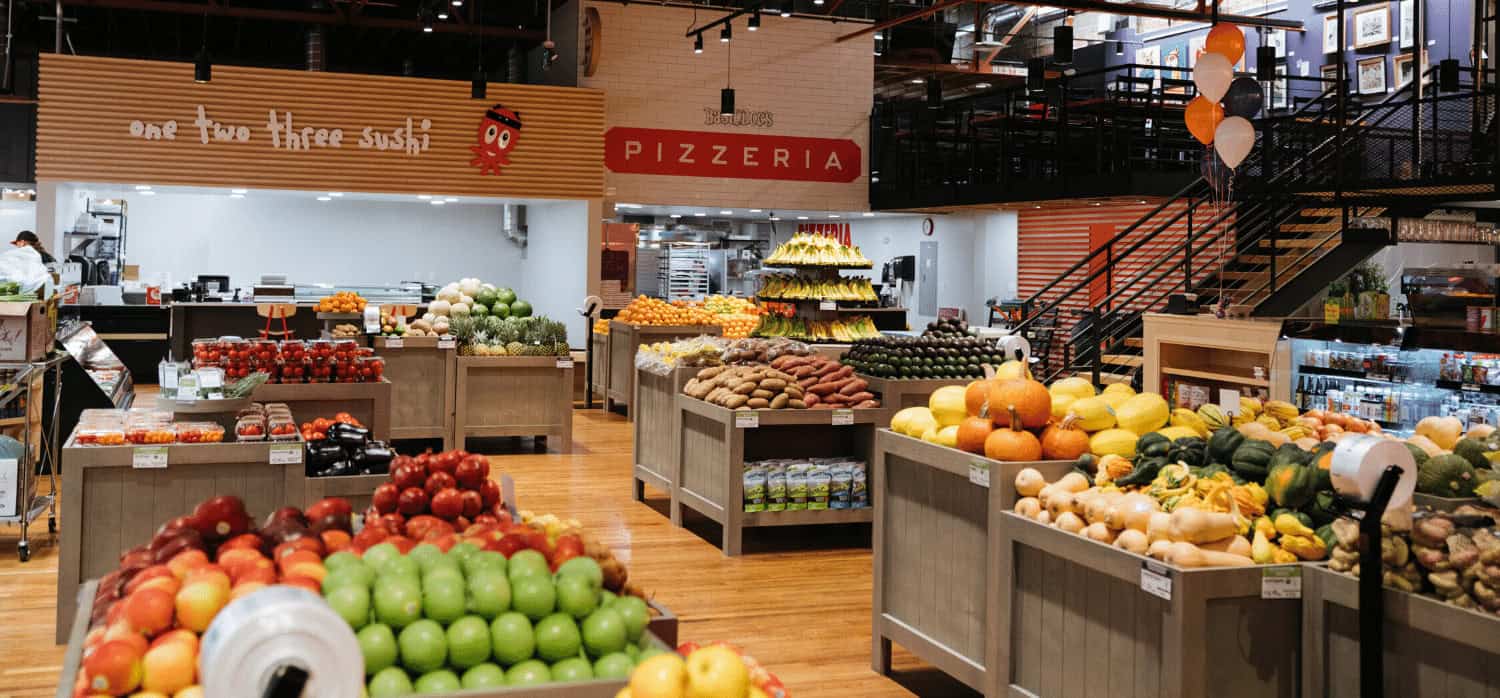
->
[548, 320, 570, 356]
[496, 319, 525, 357]
[450, 316, 479, 356]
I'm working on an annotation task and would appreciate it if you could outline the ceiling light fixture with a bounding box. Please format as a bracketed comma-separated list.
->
[973, 82, 992, 89]
[749, 209, 762, 213]
[719, 210, 733, 215]
[329, 192, 343, 197]
[431, 200, 446, 206]
[1054, 15, 1074, 64]
[769, 216, 781, 221]
[194, 10, 211, 83]
[694, 212, 707, 217]
[910, 78, 924, 84]
[1115, 40, 1124, 56]
[828, 214, 841, 219]
[926, 75, 942, 107]
[720, 22, 731, 43]
[1256, 42, 1277, 81]
[140, 190, 156, 196]
[669, 214, 682, 219]
[748, 10, 760, 31]
[814, 0, 824, 5]
[796, 215, 809, 220]
[418, 194, 433, 200]
[452, 0, 463, 5]
[862, 212, 875, 217]
[317, 196, 332, 201]
[445, 197, 459, 202]
[231, 188, 248, 194]
[437, 9, 449, 20]
[694, 34, 703, 53]
[134, 185, 152, 191]
[1027, 57, 1045, 93]
[229, 193, 244, 199]
[779, 2, 792, 17]
[472, 0, 487, 98]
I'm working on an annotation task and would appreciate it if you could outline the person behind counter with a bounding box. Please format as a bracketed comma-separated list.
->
[13, 231, 54, 264]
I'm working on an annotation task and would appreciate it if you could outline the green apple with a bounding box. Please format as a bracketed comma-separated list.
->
[507, 549, 550, 580]
[447, 541, 480, 563]
[397, 619, 448, 674]
[373, 578, 423, 629]
[534, 613, 582, 662]
[592, 652, 634, 679]
[490, 612, 535, 666]
[367, 666, 413, 697]
[381, 555, 420, 582]
[362, 542, 401, 570]
[551, 657, 594, 682]
[600, 590, 617, 608]
[467, 569, 512, 619]
[554, 574, 598, 620]
[413, 669, 461, 693]
[325, 584, 371, 630]
[422, 578, 467, 625]
[324, 550, 364, 571]
[356, 623, 399, 675]
[506, 659, 552, 686]
[323, 563, 375, 593]
[581, 608, 627, 658]
[511, 575, 557, 621]
[460, 663, 507, 689]
[446, 616, 492, 669]
[555, 557, 603, 590]
[408, 543, 445, 569]
[613, 595, 650, 642]
[625, 644, 641, 660]
[463, 550, 508, 578]
[422, 565, 465, 589]
[638, 646, 668, 663]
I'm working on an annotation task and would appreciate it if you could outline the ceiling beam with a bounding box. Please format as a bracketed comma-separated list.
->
[982, 5, 1036, 68]
[839, 0, 1302, 42]
[55, 0, 546, 40]
[824, 0, 847, 14]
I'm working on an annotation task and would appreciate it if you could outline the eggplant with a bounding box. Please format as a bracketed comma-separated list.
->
[362, 441, 395, 474]
[305, 442, 347, 477]
[329, 422, 371, 449]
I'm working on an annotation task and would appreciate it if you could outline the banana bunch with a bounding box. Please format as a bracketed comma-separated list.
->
[752, 314, 880, 341]
[764, 233, 872, 267]
[757, 274, 877, 301]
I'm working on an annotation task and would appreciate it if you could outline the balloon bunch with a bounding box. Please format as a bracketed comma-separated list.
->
[1186, 25, 1260, 170]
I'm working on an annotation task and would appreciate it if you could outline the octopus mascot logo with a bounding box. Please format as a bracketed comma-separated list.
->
[470, 104, 521, 176]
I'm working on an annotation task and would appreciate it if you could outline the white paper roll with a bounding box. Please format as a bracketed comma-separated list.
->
[199, 585, 363, 698]
[999, 334, 1031, 364]
[1330, 434, 1417, 508]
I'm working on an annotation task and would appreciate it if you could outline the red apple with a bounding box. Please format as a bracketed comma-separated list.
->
[119, 546, 154, 574]
[459, 490, 483, 518]
[427, 533, 458, 552]
[150, 530, 205, 565]
[424, 471, 458, 497]
[491, 534, 526, 557]
[371, 483, 401, 515]
[403, 515, 452, 541]
[123, 565, 174, 596]
[259, 518, 312, 550]
[397, 487, 428, 516]
[263, 506, 308, 530]
[478, 479, 501, 508]
[413, 450, 433, 469]
[473, 513, 500, 528]
[308, 511, 352, 535]
[149, 520, 199, 552]
[455, 454, 490, 489]
[321, 529, 351, 553]
[429, 488, 464, 520]
[192, 496, 252, 542]
[350, 525, 388, 553]
[454, 515, 472, 532]
[391, 463, 426, 491]
[304, 497, 353, 522]
[377, 513, 406, 536]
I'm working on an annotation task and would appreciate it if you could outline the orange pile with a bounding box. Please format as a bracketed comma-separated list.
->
[714, 313, 760, 339]
[314, 291, 367, 313]
[615, 296, 717, 327]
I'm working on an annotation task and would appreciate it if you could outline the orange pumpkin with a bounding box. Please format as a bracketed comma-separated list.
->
[985, 408, 1044, 462]
[956, 416, 995, 454]
[964, 380, 993, 417]
[1039, 415, 1090, 460]
[989, 378, 1051, 430]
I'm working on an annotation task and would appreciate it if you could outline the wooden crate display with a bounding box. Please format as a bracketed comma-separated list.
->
[807, 343, 850, 361]
[251, 380, 394, 441]
[674, 395, 891, 556]
[374, 336, 455, 449]
[631, 365, 700, 520]
[591, 332, 609, 400]
[870, 429, 1072, 693]
[285, 471, 389, 515]
[1302, 565, 1500, 697]
[455, 357, 573, 453]
[858, 375, 968, 410]
[56, 440, 300, 642]
[993, 512, 1302, 698]
[605, 321, 720, 416]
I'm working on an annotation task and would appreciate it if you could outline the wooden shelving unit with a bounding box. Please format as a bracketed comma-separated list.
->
[1143, 313, 1290, 402]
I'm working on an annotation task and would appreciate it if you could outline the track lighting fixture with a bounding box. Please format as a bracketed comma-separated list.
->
[748, 10, 760, 31]
[1439, 58, 1460, 91]
[1054, 23, 1073, 64]
[1256, 45, 1276, 81]
[1115, 40, 1124, 56]
[1027, 57, 1044, 93]
[721, 22, 731, 42]
[472, 68, 486, 99]
[438, 8, 449, 19]
[194, 49, 211, 83]
[779, 2, 792, 17]
[722, 87, 736, 114]
[694, 34, 704, 53]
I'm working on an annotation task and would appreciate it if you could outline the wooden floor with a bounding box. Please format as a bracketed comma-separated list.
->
[0, 408, 976, 697]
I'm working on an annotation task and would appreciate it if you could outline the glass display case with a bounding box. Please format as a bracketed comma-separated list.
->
[1401, 266, 1500, 328]
[58, 321, 133, 408]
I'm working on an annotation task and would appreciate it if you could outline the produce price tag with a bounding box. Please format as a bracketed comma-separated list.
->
[1261, 567, 1303, 599]
[968, 458, 990, 488]
[161, 363, 179, 390]
[385, 337, 403, 349]
[1140, 561, 1173, 601]
[501, 474, 519, 517]
[831, 409, 854, 426]
[133, 447, 169, 469]
[437, 337, 456, 350]
[198, 371, 222, 389]
[1463, 384, 1481, 393]
[1218, 388, 1241, 416]
[819, 300, 837, 311]
[205, 391, 224, 401]
[734, 411, 760, 429]
[556, 359, 575, 369]
[269, 445, 303, 465]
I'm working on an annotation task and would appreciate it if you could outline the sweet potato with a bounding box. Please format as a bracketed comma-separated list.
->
[798, 376, 818, 389]
[853, 399, 880, 409]
[802, 393, 820, 407]
[844, 391, 875, 404]
[838, 379, 869, 396]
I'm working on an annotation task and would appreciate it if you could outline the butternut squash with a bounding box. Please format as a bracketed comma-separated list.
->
[1105, 492, 1159, 532]
[1014, 468, 1047, 497]
[1054, 511, 1086, 534]
[1161, 541, 1255, 568]
[1014, 497, 1042, 519]
[1035, 510, 1051, 525]
[1046, 491, 1078, 519]
[1113, 529, 1150, 555]
[1083, 490, 1123, 525]
[1056, 472, 1090, 493]
[1083, 522, 1116, 544]
[1147, 539, 1173, 560]
[1168, 507, 1239, 544]
[1198, 535, 1253, 558]
[1146, 511, 1175, 543]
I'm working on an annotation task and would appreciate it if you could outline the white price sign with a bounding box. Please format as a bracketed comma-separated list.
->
[556, 359, 575, 369]
[968, 458, 990, 488]
[197, 371, 222, 389]
[734, 410, 760, 429]
[161, 363, 179, 389]
[385, 337, 404, 349]
[831, 409, 854, 426]
[818, 300, 837, 311]
[133, 447, 169, 469]
[437, 337, 456, 350]
[1218, 388, 1241, 416]
[269, 444, 303, 465]
[1261, 566, 1303, 599]
[1140, 562, 1173, 601]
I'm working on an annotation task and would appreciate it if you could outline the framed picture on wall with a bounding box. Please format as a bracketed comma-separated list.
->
[1162, 41, 1187, 80]
[1323, 15, 1340, 54]
[1272, 76, 1291, 110]
[1322, 63, 1342, 91]
[1357, 56, 1387, 94]
[1188, 35, 1206, 67]
[1264, 29, 1286, 59]
[1395, 50, 1429, 86]
[1399, 0, 1416, 49]
[1353, 6, 1391, 48]
[1135, 45, 1161, 80]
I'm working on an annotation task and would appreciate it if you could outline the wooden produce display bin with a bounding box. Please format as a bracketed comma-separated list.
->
[605, 321, 720, 417]
[251, 380, 393, 441]
[808, 343, 850, 361]
[455, 357, 573, 453]
[674, 395, 891, 556]
[591, 332, 609, 401]
[870, 429, 1072, 693]
[285, 471, 389, 514]
[858, 375, 968, 410]
[632, 365, 701, 519]
[1142, 312, 1291, 403]
[57, 439, 303, 642]
[1302, 565, 1500, 697]
[374, 336, 455, 449]
[994, 512, 1302, 698]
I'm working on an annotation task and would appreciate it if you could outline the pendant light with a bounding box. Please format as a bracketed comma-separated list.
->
[1438, 0, 1459, 91]
[1256, 44, 1277, 81]
[1054, 13, 1073, 65]
[193, 12, 211, 83]
[722, 31, 735, 114]
[471, 0, 485, 98]
[720, 22, 731, 43]
[748, 10, 760, 31]
[1027, 57, 1045, 93]
[779, 2, 792, 17]
[694, 34, 704, 54]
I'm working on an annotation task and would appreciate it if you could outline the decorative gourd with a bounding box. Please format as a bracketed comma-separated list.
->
[1115, 392, 1170, 435]
[995, 360, 1032, 381]
[928, 386, 969, 428]
[933, 425, 960, 448]
[1040, 416, 1090, 461]
[1066, 396, 1116, 432]
[1416, 415, 1464, 450]
[1230, 440, 1276, 480]
[891, 407, 934, 436]
[1049, 376, 1096, 400]
[1196, 403, 1229, 431]
[964, 380, 993, 417]
[1161, 542, 1255, 568]
[1135, 432, 1172, 459]
[1094, 453, 1133, 484]
[1046, 491, 1078, 518]
[1102, 382, 1135, 398]
[1083, 522, 1115, 544]
[1403, 442, 1431, 468]
[1015, 497, 1042, 519]
[1055, 472, 1090, 493]
[955, 416, 994, 454]
[1469, 424, 1497, 441]
[1145, 511, 1175, 543]
[1207, 427, 1246, 463]
[1166, 437, 1207, 467]
[1050, 394, 1077, 421]
[1417, 454, 1477, 497]
[1268, 442, 1314, 469]
[1452, 437, 1493, 470]
[1170, 408, 1210, 437]
[1199, 535, 1254, 558]
[1114, 456, 1167, 488]
[984, 408, 1044, 462]
[1236, 421, 1275, 441]
[1265, 461, 1318, 508]
[1083, 490, 1123, 524]
[1264, 400, 1299, 424]
[989, 379, 1052, 430]
[1014, 468, 1047, 497]
[1405, 434, 1444, 457]
[1088, 428, 1138, 459]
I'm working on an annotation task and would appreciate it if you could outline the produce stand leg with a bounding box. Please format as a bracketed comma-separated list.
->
[871, 442, 892, 675]
[1301, 564, 1328, 698]
[723, 420, 743, 557]
[47, 358, 61, 531]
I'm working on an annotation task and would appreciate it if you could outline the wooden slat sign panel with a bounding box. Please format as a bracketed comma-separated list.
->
[37, 55, 605, 200]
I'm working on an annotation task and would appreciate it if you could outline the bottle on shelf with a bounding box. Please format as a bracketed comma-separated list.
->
[1295, 376, 1307, 410]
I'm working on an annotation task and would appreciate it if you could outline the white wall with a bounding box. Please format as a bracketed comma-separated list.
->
[974, 211, 1019, 310]
[522, 200, 592, 343]
[0, 200, 36, 244]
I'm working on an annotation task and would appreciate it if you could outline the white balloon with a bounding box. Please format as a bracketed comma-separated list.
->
[1193, 53, 1234, 102]
[1214, 116, 1256, 169]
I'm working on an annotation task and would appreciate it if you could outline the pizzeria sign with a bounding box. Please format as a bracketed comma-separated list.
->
[605, 127, 861, 184]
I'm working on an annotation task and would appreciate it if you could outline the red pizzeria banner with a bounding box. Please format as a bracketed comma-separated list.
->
[605, 127, 861, 183]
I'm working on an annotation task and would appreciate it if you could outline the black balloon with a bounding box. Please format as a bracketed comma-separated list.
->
[1222, 77, 1264, 118]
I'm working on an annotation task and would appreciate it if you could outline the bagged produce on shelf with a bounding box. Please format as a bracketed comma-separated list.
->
[0, 243, 52, 296]
[635, 335, 727, 376]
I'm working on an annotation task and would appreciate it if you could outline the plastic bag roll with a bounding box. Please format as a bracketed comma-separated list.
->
[1330, 434, 1417, 508]
[199, 586, 363, 698]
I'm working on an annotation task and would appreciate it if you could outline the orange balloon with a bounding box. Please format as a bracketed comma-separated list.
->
[1184, 96, 1224, 145]
[1205, 24, 1246, 64]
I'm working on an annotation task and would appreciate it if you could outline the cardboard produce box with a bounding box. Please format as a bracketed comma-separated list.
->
[0, 301, 53, 362]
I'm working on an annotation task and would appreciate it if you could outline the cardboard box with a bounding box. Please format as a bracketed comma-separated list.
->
[0, 301, 55, 361]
